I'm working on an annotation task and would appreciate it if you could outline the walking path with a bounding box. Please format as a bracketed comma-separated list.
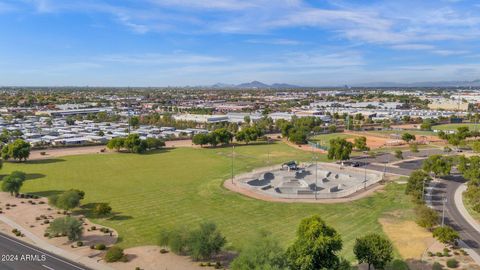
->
[0, 215, 114, 270]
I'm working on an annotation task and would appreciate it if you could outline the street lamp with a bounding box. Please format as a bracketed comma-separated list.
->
[442, 196, 448, 227]
[231, 145, 235, 185]
[315, 142, 318, 200]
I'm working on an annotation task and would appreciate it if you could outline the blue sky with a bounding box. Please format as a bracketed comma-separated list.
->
[1, 0, 480, 86]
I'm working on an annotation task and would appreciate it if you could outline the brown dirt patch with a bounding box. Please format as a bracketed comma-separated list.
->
[380, 218, 434, 259]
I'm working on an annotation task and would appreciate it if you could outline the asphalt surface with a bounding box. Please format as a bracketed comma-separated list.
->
[0, 233, 91, 270]
[434, 176, 480, 255]
[352, 148, 480, 258]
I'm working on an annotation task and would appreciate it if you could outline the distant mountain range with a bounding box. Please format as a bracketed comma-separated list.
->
[207, 79, 480, 89]
[210, 81, 302, 89]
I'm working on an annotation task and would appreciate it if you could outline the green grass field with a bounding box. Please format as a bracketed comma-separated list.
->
[1, 143, 414, 260]
[432, 123, 480, 131]
[463, 197, 480, 224]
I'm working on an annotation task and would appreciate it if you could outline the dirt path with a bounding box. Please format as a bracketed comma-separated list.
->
[29, 139, 196, 160]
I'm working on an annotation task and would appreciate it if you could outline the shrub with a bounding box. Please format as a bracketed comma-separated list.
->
[446, 259, 458, 268]
[436, 252, 443, 257]
[77, 241, 83, 247]
[105, 246, 125, 263]
[46, 217, 83, 241]
[427, 251, 434, 257]
[95, 244, 106, 250]
[43, 232, 50, 237]
[92, 203, 112, 217]
[432, 262, 443, 270]
[159, 248, 168, 254]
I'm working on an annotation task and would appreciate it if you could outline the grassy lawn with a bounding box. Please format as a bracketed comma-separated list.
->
[463, 197, 480, 224]
[1, 142, 414, 261]
[433, 123, 480, 131]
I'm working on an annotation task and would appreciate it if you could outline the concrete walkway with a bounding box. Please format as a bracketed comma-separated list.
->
[0, 215, 114, 270]
[454, 184, 480, 264]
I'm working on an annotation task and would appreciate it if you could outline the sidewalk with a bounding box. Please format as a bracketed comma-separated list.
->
[0, 215, 114, 270]
[454, 184, 480, 264]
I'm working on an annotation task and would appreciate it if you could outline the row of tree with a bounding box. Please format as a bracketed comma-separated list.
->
[159, 215, 395, 270]
[405, 155, 460, 246]
[192, 128, 234, 147]
[107, 134, 165, 154]
[438, 126, 479, 147]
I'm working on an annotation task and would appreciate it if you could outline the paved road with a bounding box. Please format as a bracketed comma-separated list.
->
[353, 149, 480, 259]
[435, 176, 480, 256]
[0, 233, 91, 270]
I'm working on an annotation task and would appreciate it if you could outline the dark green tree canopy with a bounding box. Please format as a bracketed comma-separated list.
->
[1, 171, 26, 196]
[328, 138, 353, 161]
[286, 215, 343, 270]
[1, 139, 31, 161]
[354, 233, 393, 270]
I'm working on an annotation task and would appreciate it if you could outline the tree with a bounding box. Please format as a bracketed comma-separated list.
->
[286, 215, 343, 270]
[145, 137, 165, 150]
[124, 134, 147, 153]
[92, 203, 112, 217]
[158, 227, 190, 254]
[236, 126, 264, 144]
[46, 216, 83, 241]
[409, 143, 419, 153]
[288, 128, 308, 145]
[328, 138, 353, 162]
[415, 204, 439, 230]
[401, 133, 416, 143]
[231, 230, 287, 270]
[49, 189, 84, 210]
[188, 222, 226, 260]
[353, 136, 369, 151]
[192, 133, 210, 147]
[328, 125, 337, 133]
[405, 170, 431, 202]
[433, 226, 459, 245]
[394, 150, 403, 160]
[1, 139, 31, 161]
[128, 116, 140, 129]
[211, 128, 233, 146]
[422, 155, 453, 177]
[1, 171, 26, 196]
[106, 137, 125, 152]
[473, 141, 480, 153]
[354, 233, 393, 270]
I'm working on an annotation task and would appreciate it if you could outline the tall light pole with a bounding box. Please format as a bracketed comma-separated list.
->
[442, 196, 448, 227]
[267, 138, 271, 165]
[382, 154, 390, 180]
[231, 144, 235, 185]
[315, 142, 318, 200]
